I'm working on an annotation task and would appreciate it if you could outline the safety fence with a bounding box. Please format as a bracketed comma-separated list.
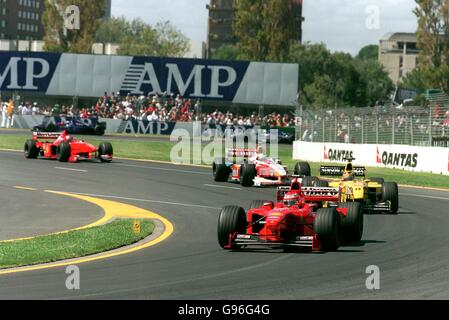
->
[296, 93, 449, 147]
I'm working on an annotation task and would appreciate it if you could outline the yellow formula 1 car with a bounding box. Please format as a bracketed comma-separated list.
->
[318, 158, 399, 214]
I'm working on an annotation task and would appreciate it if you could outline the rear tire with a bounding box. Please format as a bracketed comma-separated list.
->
[315, 180, 329, 187]
[98, 142, 113, 163]
[240, 163, 256, 187]
[302, 176, 319, 187]
[370, 177, 385, 184]
[339, 202, 363, 243]
[314, 208, 340, 251]
[213, 158, 230, 182]
[294, 162, 311, 176]
[217, 206, 247, 249]
[94, 124, 106, 136]
[24, 140, 39, 159]
[57, 142, 71, 162]
[382, 182, 399, 214]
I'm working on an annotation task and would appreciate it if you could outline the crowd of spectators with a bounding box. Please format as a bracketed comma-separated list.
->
[8, 92, 296, 128]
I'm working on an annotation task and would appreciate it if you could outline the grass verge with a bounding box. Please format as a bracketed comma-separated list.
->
[1, 132, 448, 190]
[0, 219, 154, 269]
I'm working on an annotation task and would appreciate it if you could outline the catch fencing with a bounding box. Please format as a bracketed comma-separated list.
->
[296, 93, 449, 147]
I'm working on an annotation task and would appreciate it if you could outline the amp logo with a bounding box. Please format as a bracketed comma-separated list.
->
[0, 54, 59, 91]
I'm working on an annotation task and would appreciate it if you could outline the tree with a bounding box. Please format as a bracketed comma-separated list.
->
[289, 43, 393, 108]
[43, 0, 107, 53]
[234, 0, 299, 62]
[95, 18, 190, 57]
[410, 0, 449, 93]
[357, 45, 379, 61]
[211, 45, 242, 60]
[95, 16, 129, 44]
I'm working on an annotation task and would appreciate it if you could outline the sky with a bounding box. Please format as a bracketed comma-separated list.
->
[112, 0, 418, 56]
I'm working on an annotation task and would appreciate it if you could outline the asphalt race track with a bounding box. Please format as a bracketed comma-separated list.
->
[0, 149, 449, 299]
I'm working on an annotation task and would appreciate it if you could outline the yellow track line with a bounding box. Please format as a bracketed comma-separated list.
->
[0, 191, 174, 275]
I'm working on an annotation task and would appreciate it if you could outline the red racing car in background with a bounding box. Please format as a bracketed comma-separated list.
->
[24, 131, 113, 163]
[213, 148, 311, 187]
[217, 178, 364, 252]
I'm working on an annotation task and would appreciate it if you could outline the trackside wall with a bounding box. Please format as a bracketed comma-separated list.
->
[293, 141, 449, 176]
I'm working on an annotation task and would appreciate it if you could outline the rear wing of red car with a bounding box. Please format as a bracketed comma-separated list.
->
[276, 186, 340, 202]
[320, 166, 366, 177]
[32, 132, 61, 140]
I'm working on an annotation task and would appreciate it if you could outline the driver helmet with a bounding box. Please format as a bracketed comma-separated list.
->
[283, 191, 301, 207]
[342, 171, 355, 181]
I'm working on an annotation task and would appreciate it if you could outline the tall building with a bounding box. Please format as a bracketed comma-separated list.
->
[0, 0, 45, 41]
[103, 0, 111, 19]
[379, 32, 420, 83]
[206, 0, 304, 59]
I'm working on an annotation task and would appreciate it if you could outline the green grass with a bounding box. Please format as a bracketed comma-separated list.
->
[0, 219, 154, 269]
[1, 133, 448, 190]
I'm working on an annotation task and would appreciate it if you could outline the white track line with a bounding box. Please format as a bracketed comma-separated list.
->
[54, 167, 88, 173]
[401, 193, 449, 201]
[71, 192, 220, 210]
[112, 163, 209, 175]
[204, 184, 242, 191]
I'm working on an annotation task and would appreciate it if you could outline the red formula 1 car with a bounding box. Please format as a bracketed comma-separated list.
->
[24, 131, 113, 163]
[213, 148, 311, 187]
[217, 178, 364, 252]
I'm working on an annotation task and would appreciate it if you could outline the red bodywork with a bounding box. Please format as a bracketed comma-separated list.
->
[226, 179, 347, 251]
[31, 131, 107, 163]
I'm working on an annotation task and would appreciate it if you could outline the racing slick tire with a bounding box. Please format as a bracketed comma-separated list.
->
[57, 142, 71, 162]
[213, 158, 230, 182]
[315, 180, 329, 188]
[314, 208, 340, 251]
[294, 162, 311, 176]
[382, 182, 399, 214]
[249, 200, 274, 210]
[217, 206, 247, 249]
[240, 163, 256, 187]
[24, 140, 39, 159]
[98, 142, 113, 163]
[370, 177, 385, 184]
[302, 176, 319, 187]
[339, 202, 363, 243]
[94, 124, 106, 136]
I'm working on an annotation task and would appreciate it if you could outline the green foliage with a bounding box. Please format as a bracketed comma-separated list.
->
[95, 17, 190, 57]
[212, 45, 242, 61]
[234, 0, 298, 62]
[409, 0, 449, 93]
[43, 0, 107, 53]
[289, 43, 393, 108]
[357, 45, 379, 61]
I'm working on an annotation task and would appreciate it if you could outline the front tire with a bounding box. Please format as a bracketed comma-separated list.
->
[302, 176, 319, 187]
[382, 182, 399, 214]
[98, 142, 113, 163]
[24, 140, 39, 159]
[213, 159, 230, 182]
[339, 202, 363, 243]
[240, 163, 256, 187]
[217, 206, 247, 249]
[294, 162, 311, 176]
[57, 142, 71, 162]
[314, 208, 340, 251]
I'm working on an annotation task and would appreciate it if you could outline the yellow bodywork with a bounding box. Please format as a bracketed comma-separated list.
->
[328, 180, 383, 203]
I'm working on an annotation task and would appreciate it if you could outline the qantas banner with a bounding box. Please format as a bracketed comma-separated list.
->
[0, 51, 298, 106]
[293, 141, 449, 176]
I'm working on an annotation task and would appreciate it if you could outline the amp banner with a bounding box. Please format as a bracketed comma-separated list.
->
[0, 51, 298, 106]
